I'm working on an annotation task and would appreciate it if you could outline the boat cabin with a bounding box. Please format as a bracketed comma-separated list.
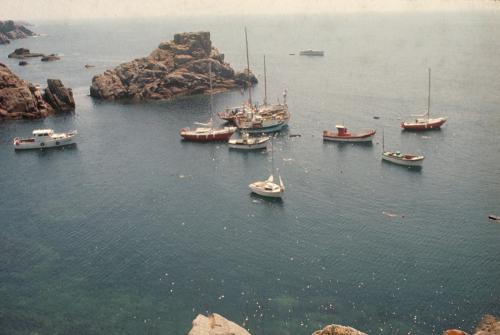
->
[32, 129, 54, 137]
[335, 125, 351, 136]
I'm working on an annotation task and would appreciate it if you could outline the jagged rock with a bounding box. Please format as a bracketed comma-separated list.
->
[474, 315, 500, 335]
[43, 79, 75, 112]
[8, 48, 45, 59]
[90, 31, 257, 101]
[0, 63, 74, 120]
[41, 54, 60, 62]
[188, 313, 250, 335]
[0, 20, 34, 44]
[312, 324, 368, 335]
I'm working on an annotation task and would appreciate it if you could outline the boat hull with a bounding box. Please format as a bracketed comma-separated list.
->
[322, 130, 375, 142]
[249, 184, 283, 198]
[401, 118, 446, 131]
[228, 141, 268, 150]
[237, 119, 288, 133]
[180, 129, 236, 142]
[382, 152, 424, 167]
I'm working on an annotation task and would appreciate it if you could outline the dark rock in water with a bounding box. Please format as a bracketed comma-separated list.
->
[84, 64, 95, 68]
[8, 48, 45, 59]
[90, 31, 257, 101]
[19, 61, 28, 66]
[0, 63, 74, 120]
[0, 20, 35, 44]
[43, 79, 75, 112]
[41, 54, 60, 62]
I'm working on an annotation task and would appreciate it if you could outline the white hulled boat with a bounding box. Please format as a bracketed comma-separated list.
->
[249, 139, 285, 198]
[381, 130, 424, 167]
[13, 129, 77, 150]
[228, 132, 270, 150]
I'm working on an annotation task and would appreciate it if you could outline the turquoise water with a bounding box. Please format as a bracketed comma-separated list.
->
[1, 12, 499, 335]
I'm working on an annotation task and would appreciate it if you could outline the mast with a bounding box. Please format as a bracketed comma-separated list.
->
[427, 68, 431, 119]
[263, 54, 267, 106]
[209, 62, 213, 128]
[245, 27, 252, 106]
[382, 128, 385, 153]
[271, 136, 275, 179]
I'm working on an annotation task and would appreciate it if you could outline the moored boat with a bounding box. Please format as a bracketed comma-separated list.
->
[299, 49, 324, 56]
[381, 130, 424, 167]
[382, 151, 424, 167]
[180, 63, 237, 142]
[401, 68, 447, 131]
[13, 129, 77, 150]
[228, 132, 270, 150]
[248, 139, 285, 198]
[323, 125, 376, 142]
[217, 106, 245, 123]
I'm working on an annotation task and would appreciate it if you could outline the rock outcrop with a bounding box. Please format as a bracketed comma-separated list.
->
[8, 48, 45, 59]
[474, 315, 500, 335]
[90, 31, 257, 101]
[312, 324, 368, 335]
[41, 54, 60, 62]
[0, 20, 35, 44]
[0, 63, 75, 120]
[188, 314, 251, 335]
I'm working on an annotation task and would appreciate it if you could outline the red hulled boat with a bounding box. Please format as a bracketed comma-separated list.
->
[323, 125, 376, 142]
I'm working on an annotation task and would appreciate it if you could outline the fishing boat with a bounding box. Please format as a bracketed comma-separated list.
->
[249, 139, 285, 198]
[13, 129, 77, 150]
[180, 63, 237, 142]
[401, 68, 447, 131]
[381, 131, 424, 167]
[299, 49, 324, 56]
[323, 125, 376, 142]
[228, 132, 270, 150]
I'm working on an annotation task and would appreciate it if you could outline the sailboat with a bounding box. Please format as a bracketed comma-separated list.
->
[249, 138, 285, 198]
[231, 29, 290, 133]
[180, 63, 237, 142]
[381, 130, 424, 167]
[401, 68, 447, 131]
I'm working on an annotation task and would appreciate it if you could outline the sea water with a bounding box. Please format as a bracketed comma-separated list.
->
[0, 12, 499, 335]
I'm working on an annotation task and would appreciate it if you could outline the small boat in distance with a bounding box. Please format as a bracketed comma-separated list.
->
[323, 125, 376, 142]
[381, 131, 424, 167]
[228, 132, 270, 150]
[249, 139, 285, 198]
[13, 129, 77, 150]
[180, 63, 237, 142]
[401, 68, 447, 131]
[299, 49, 324, 56]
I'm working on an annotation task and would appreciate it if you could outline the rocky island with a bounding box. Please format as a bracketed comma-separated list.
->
[0, 20, 35, 44]
[0, 63, 75, 120]
[90, 31, 257, 101]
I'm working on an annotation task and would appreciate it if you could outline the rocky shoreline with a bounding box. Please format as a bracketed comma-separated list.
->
[0, 20, 35, 44]
[188, 313, 500, 335]
[0, 63, 75, 120]
[90, 31, 257, 101]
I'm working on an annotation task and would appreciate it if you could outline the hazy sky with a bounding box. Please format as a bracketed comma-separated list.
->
[3, 0, 499, 20]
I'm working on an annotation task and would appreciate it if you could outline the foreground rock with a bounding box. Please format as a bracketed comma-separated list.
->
[90, 31, 257, 101]
[474, 315, 500, 335]
[8, 48, 44, 59]
[188, 314, 251, 335]
[0, 20, 35, 44]
[0, 63, 75, 120]
[313, 324, 367, 335]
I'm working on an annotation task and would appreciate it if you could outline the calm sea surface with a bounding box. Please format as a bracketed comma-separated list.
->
[0, 12, 499, 335]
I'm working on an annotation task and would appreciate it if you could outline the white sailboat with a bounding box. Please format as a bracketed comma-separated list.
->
[381, 130, 424, 167]
[249, 138, 285, 198]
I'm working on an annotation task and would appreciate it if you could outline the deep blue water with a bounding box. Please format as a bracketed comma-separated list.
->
[0, 12, 499, 335]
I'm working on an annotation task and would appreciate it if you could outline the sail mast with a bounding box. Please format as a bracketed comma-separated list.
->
[263, 54, 267, 106]
[427, 68, 431, 119]
[271, 136, 275, 180]
[209, 62, 213, 128]
[245, 27, 252, 106]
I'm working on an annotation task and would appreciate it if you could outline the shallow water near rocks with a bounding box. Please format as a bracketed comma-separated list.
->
[0, 13, 499, 335]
